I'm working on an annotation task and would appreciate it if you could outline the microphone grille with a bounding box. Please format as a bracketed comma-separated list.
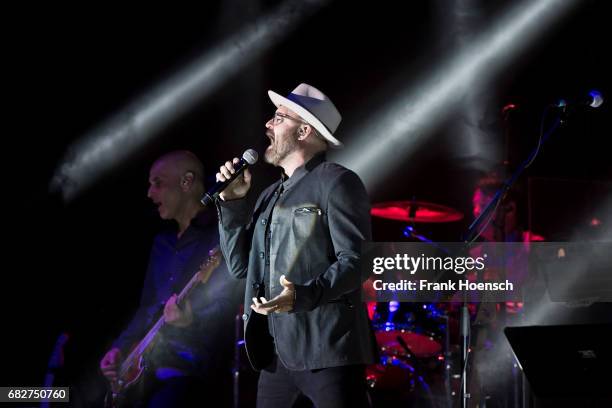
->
[243, 149, 259, 165]
[589, 90, 604, 108]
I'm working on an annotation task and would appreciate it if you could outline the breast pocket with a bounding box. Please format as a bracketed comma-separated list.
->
[292, 206, 325, 239]
[294, 207, 323, 216]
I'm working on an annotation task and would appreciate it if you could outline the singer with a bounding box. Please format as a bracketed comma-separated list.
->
[215, 83, 377, 407]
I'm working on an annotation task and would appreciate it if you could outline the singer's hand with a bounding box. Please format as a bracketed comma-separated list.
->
[216, 157, 252, 201]
[251, 275, 295, 315]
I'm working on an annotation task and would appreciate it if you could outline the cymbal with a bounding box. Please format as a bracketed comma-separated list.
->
[371, 201, 463, 223]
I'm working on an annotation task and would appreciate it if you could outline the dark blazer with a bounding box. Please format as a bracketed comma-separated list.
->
[217, 154, 377, 370]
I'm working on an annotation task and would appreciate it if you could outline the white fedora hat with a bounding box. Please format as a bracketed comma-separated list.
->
[268, 83, 343, 147]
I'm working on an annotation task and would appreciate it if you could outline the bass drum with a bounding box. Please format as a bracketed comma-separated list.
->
[366, 358, 416, 406]
[368, 302, 449, 407]
[366, 357, 444, 408]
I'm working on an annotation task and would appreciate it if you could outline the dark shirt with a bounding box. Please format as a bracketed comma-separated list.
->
[114, 209, 241, 378]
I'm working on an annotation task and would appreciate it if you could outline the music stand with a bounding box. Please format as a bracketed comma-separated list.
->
[504, 324, 612, 401]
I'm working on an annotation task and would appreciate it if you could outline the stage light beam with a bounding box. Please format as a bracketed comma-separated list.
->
[333, 0, 579, 189]
[51, 0, 329, 201]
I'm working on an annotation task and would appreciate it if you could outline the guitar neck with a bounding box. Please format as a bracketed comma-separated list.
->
[175, 270, 203, 307]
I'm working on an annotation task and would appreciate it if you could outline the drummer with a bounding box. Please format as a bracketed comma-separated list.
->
[469, 172, 544, 312]
[462, 172, 545, 406]
[472, 172, 544, 245]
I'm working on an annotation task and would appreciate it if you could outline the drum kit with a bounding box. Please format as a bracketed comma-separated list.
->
[367, 200, 464, 407]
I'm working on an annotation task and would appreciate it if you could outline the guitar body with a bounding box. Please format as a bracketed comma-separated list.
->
[105, 353, 151, 408]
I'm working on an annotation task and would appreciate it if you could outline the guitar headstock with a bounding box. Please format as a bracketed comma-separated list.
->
[197, 246, 222, 283]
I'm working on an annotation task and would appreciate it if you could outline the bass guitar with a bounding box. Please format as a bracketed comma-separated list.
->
[105, 247, 221, 407]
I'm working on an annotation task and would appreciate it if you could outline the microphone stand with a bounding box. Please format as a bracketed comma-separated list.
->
[459, 110, 564, 408]
[233, 312, 241, 408]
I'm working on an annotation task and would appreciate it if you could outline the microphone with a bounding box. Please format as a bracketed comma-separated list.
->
[201, 149, 258, 207]
[555, 90, 604, 110]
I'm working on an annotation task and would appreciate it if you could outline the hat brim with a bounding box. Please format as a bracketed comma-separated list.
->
[268, 90, 343, 148]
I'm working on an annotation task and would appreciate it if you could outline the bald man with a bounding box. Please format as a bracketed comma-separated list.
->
[100, 151, 241, 407]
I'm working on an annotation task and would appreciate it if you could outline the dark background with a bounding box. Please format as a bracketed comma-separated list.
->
[4, 0, 611, 401]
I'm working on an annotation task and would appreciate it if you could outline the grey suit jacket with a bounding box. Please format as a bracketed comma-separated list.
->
[217, 153, 377, 370]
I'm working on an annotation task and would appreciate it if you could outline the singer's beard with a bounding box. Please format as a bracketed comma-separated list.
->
[264, 131, 299, 166]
